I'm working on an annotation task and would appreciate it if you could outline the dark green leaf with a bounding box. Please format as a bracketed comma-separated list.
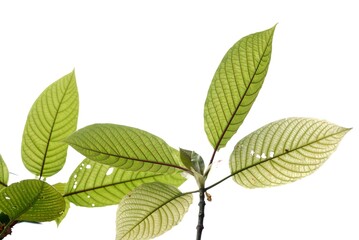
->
[0, 180, 65, 222]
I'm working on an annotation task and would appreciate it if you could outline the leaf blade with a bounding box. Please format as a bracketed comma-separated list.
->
[229, 118, 350, 188]
[0, 155, 9, 190]
[52, 183, 70, 226]
[21, 71, 79, 177]
[0, 180, 65, 222]
[63, 158, 186, 207]
[116, 182, 193, 240]
[66, 124, 187, 174]
[204, 25, 276, 150]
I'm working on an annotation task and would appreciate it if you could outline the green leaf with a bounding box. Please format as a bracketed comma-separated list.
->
[204, 25, 276, 151]
[52, 183, 70, 226]
[21, 71, 79, 177]
[116, 182, 193, 240]
[229, 118, 350, 188]
[0, 179, 65, 222]
[66, 124, 187, 174]
[179, 148, 205, 175]
[0, 155, 9, 190]
[64, 158, 186, 207]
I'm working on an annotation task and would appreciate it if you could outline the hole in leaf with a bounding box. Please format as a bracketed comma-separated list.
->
[86, 164, 91, 169]
[106, 167, 114, 176]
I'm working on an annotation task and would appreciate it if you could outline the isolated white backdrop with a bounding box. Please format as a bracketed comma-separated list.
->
[0, 1, 358, 239]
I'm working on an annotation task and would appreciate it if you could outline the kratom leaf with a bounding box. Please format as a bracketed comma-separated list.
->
[229, 118, 350, 188]
[0, 179, 65, 222]
[21, 71, 79, 177]
[116, 182, 193, 240]
[63, 158, 186, 207]
[52, 182, 70, 226]
[0, 155, 9, 190]
[204, 25, 276, 151]
[179, 148, 205, 175]
[66, 124, 187, 174]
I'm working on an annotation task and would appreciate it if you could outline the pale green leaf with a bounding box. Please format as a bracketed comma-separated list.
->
[0, 155, 9, 190]
[116, 182, 193, 240]
[64, 158, 186, 207]
[21, 71, 79, 177]
[230, 118, 350, 188]
[66, 124, 187, 174]
[0, 179, 65, 222]
[204, 25, 276, 151]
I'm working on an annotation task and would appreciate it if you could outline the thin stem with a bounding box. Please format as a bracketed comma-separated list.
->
[205, 173, 233, 191]
[196, 188, 206, 240]
[205, 156, 276, 191]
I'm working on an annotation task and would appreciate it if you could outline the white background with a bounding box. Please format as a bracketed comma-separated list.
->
[0, 1, 358, 239]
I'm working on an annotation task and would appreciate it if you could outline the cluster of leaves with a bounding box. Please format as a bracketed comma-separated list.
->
[0, 25, 350, 240]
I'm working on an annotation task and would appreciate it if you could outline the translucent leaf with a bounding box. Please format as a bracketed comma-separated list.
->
[21, 71, 79, 177]
[0, 180, 65, 222]
[0, 155, 9, 190]
[230, 118, 350, 188]
[52, 182, 70, 226]
[116, 182, 193, 240]
[204, 25, 276, 151]
[66, 124, 187, 174]
[64, 158, 186, 207]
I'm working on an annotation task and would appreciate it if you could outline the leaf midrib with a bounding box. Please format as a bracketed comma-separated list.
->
[233, 127, 349, 176]
[213, 29, 274, 153]
[63, 174, 164, 197]
[121, 192, 188, 239]
[11, 181, 45, 221]
[39, 79, 72, 178]
[69, 142, 189, 173]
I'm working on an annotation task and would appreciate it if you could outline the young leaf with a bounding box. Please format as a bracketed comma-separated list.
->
[64, 158, 186, 207]
[179, 148, 205, 175]
[21, 71, 79, 177]
[116, 182, 193, 240]
[66, 124, 188, 174]
[204, 25, 276, 151]
[229, 118, 350, 188]
[0, 155, 9, 190]
[0, 179, 65, 222]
